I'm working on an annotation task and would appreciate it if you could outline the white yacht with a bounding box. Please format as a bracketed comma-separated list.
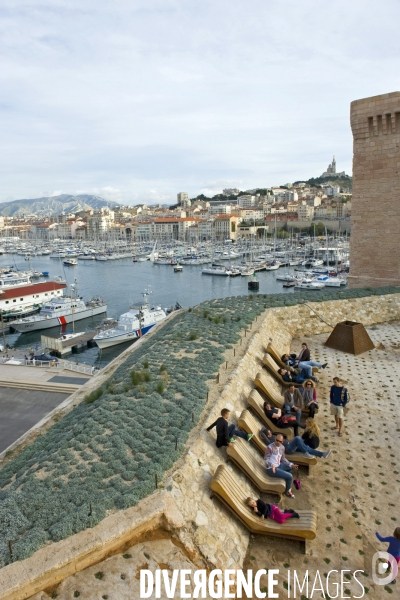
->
[294, 278, 325, 290]
[276, 273, 298, 282]
[202, 265, 232, 276]
[316, 275, 342, 287]
[264, 262, 281, 271]
[10, 293, 107, 332]
[93, 289, 166, 349]
[63, 258, 78, 266]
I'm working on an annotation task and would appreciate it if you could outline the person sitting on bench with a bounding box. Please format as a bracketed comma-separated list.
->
[260, 427, 331, 459]
[301, 379, 319, 418]
[283, 384, 304, 424]
[206, 408, 253, 448]
[301, 418, 321, 451]
[281, 342, 327, 378]
[264, 435, 299, 498]
[246, 497, 299, 522]
[263, 401, 303, 437]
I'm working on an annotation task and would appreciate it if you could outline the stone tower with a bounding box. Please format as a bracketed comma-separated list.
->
[348, 92, 400, 288]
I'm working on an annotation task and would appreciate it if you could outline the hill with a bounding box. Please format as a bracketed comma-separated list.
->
[294, 175, 353, 190]
[0, 194, 118, 217]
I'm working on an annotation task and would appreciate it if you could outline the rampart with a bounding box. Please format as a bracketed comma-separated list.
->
[349, 91, 400, 288]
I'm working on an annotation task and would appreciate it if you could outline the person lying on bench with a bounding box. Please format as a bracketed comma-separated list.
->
[206, 408, 254, 448]
[246, 497, 299, 522]
[260, 427, 331, 459]
[263, 401, 304, 437]
[264, 435, 299, 498]
[277, 367, 308, 385]
[293, 342, 328, 370]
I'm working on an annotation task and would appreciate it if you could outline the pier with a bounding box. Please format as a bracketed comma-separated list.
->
[41, 332, 98, 356]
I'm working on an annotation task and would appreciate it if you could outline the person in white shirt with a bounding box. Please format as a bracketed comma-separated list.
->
[264, 435, 299, 498]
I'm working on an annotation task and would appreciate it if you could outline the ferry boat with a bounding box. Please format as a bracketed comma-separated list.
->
[10, 294, 107, 332]
[0, 273, 67, 322]
[93, 288, 166, 349]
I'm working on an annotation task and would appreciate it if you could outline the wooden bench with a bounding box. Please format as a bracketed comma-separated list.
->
[262, 353, 303, 387]
[247, 389, 294, 440]
[254, 370, 285, 408]
[226, 437, 286, 495]
[266, 342, 319, 374]
[210, 464, 317, 543]
[238, 409, 317, 467]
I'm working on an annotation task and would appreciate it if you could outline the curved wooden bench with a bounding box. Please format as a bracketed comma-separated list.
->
[266, 342, 319, 373]
[210, 464, 317, 541]
[266, 341, 288, 369]
[238, 409, 317, 467]
[254, 370, 285, 408]
[262, 353, 303, 387]
[247, 389, 294, 440]
[226, 437, 286, 495]
[254, 374, 319, 417]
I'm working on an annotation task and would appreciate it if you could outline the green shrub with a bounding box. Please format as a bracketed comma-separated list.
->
[84, 389, 103, 404]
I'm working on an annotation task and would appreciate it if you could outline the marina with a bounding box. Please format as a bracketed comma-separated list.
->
[0, 236, 349, 368]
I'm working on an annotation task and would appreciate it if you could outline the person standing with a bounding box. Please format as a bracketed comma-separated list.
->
[206, 408, 253, 448]
[330, 377, 349, 437]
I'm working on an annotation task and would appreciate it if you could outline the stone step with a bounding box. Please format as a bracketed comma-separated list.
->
[0, 378, 79, 394]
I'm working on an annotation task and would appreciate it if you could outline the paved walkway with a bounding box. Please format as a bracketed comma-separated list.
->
[0, 387, 69, 453]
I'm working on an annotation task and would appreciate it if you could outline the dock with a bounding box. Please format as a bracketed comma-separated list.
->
[41, 332, 97, 356]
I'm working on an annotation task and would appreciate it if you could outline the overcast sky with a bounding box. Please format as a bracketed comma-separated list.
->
[1, 1, 399, 205]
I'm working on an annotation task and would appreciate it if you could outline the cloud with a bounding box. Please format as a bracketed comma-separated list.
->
[0, 0, 399, 204]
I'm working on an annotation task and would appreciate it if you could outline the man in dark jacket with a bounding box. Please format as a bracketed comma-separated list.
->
[330, 376, 349, 437]
[278, 367, 308, 384]
[283, 385, 304, 424]
[206, 408, 253, 448]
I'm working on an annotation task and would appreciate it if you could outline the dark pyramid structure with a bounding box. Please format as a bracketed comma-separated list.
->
[324, 320, 375, 355]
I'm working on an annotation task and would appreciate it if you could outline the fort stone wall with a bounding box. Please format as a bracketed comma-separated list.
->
[348, 91, 400, 288]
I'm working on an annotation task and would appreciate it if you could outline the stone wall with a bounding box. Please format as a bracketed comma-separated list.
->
[2, 293, 400, 600]
[349, 91, 400, 288]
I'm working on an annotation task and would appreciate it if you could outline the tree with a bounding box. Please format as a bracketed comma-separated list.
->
[308, 222, 326, 236]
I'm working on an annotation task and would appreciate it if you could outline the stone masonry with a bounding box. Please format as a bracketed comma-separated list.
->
[348, 91, 400, 288]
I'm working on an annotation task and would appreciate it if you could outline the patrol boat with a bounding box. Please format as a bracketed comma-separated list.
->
[93, 287, 166, 349]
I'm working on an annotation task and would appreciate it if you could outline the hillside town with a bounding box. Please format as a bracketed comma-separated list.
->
[0, 158, 351, 241]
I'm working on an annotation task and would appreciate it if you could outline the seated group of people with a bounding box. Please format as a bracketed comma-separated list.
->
[277, 342, 328, 384]
[206, 342, 333, 520]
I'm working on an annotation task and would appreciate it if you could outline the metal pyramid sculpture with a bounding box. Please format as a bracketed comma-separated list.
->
[324, 320, 375, 355]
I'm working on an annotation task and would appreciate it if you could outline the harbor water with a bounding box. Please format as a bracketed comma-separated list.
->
[0, 254, 296, 367]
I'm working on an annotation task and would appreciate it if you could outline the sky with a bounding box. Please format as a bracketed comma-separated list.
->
[1, 0, 399, 206]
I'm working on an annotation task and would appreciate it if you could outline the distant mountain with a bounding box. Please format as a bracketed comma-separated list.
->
[0, 194, 118, 217]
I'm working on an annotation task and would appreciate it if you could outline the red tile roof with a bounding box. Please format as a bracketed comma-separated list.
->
[0, 281, 67, 300]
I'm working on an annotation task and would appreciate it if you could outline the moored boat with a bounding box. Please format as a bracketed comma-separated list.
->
[93, 288, 166, 349]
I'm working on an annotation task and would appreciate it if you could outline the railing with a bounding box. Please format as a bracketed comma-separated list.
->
[15, 359, 99, 376]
